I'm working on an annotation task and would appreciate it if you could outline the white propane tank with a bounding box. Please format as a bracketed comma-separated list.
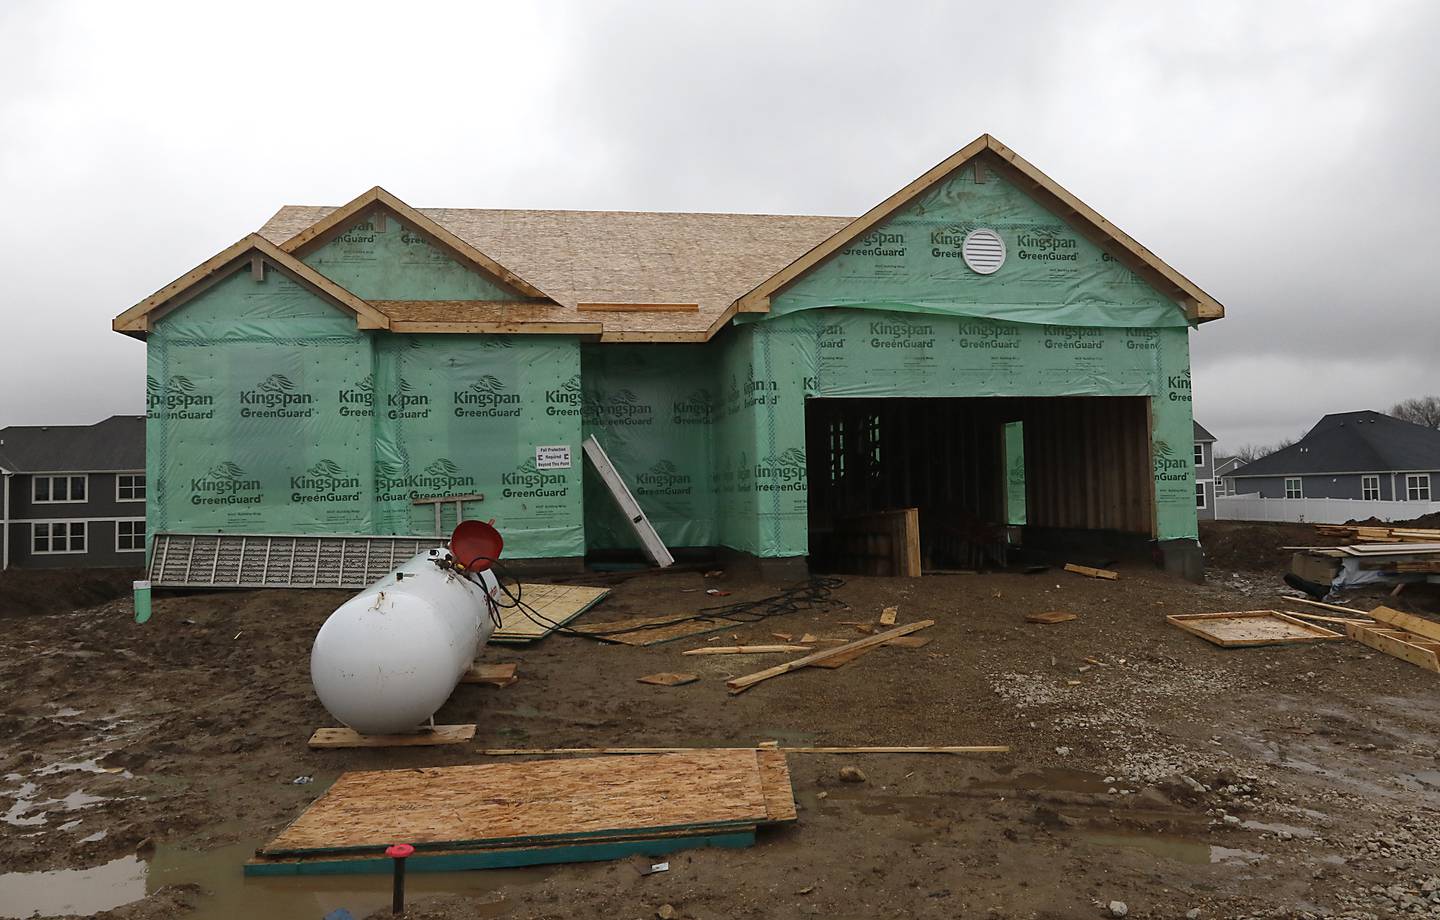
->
[310, 546, 500, 735]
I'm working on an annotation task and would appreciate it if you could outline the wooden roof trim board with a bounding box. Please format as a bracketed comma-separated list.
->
[278, 186, 557, 303]
[111, 234, 389, 339]
[732, 134, 1225, 324]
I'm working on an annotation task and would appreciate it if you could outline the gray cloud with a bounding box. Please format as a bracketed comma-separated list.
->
[2, 0, 1435, 452]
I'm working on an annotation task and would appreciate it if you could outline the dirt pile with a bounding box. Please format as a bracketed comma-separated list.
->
[1198, 520, 1337, 572]
[0, 566, 142, 618]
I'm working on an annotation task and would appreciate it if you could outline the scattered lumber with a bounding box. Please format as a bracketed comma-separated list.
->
[809, 634, 932, 669]
[1275, 596, 1368, 615]
[308, 724, 476, 749]
[681, 645, 812, 656]
[1026, 611, 1078, 624]
[725, 620, 935, 694]
[637, 672, 699, 686]
[1064, 563, 1118, 580]
[476, 745, 1008, 756]
[1346, 621, 1440, 675]
[1368, 606, 1440, 643]
[1316, 524, 1440, 544]
[460, 662, 518, 687]
[1282, 610, 1376, 626]
[1166, 611, 1343, 647]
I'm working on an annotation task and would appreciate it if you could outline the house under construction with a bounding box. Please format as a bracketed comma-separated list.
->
[113, 135, 1223, 578]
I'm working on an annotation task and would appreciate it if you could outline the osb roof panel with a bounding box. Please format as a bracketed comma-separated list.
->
[259, 206, 851, 336]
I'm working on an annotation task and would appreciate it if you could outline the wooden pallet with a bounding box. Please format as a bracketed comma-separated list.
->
[258, 749, 794, 858]
[491, 584, 610, 644]
[1166, 611, 1343, 648]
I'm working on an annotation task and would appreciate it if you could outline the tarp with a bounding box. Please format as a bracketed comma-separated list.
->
[758, 161, 1189, 329]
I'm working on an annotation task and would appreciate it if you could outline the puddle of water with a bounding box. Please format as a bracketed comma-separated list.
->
[0, 840, 554, 920]
[1082, 831, 1270, 866]
[36, 758, 130, 778]
[1241, 819, 1314, 838]
[969, 768, 1111, 794]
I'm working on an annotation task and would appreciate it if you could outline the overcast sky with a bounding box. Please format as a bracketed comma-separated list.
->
[2, 1, 1435, 453]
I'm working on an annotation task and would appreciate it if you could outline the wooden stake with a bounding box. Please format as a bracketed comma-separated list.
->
[1064, 563, 1118, 580]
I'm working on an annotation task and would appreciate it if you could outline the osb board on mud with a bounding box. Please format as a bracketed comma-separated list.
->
[260, 749, 792, 856]
[307, 724, 476, 749]
[491, 584, 610, 643]
[1167, 610, 1343, 648]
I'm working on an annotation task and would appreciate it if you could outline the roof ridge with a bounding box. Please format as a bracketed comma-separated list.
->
[278, 204, 856, 221]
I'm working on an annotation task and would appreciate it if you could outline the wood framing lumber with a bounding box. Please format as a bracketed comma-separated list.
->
[1025, 611, 1078, 624]
[476, 745, 1008, 756]
[1345, 623, 1440, 674]
[1281, 611, 1376, 627]
[809, 634, 932, 669]
[725, 620, 935, 694]
[1276, 596, 1369, 615]
[1166, 611, 1342, 648]
[308, 724, 476, 749]
[636, 672, 699, 686]
[681, 645, 814, 656]
[460, 662, 518, 687]
[1368, 606, 1440, 643]
[1064, 563, 1118, 580]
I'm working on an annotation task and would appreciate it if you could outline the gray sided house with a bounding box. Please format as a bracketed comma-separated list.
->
[0, 416, 147, 570]
[112, 135, 1226, 578]
[1230, 410, 1440, 502]
[1213, 455, 1246, 496]
[1193, 420, 1216, 520]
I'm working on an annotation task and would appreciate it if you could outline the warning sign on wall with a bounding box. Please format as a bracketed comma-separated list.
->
[535, 445, 572, 470]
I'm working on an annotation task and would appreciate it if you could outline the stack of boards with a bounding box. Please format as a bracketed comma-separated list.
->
[246, 750, 795, 876]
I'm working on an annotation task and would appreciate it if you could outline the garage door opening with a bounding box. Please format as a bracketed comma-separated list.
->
[804, 396, 1155, 574]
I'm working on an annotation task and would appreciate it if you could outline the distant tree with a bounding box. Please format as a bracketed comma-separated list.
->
[1390, 396, 1440, 430]
[1231, 437, 1295, 464]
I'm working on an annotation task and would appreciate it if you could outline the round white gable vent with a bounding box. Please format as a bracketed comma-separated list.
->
[962, 228, 1006, 275]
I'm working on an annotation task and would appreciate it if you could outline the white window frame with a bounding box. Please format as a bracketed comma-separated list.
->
[115, 518, 146, 552]
[1193, 444, 1205, 467]
[115, 473, 145, 503]
[1361, 475, 1381, 501]
[1284, 478, 1303, 499]
[1195, 481, 1207, 509]
[1406, 473, 1432, 502]
[31, 520, 88, 555]
[32, 474, 89, 504]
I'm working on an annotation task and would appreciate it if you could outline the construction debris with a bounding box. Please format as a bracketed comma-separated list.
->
[1166, 611, 1343, 648]
[1025, 611, 1078, 624]
[681, 645, 812, 656]
[1316, 524, 1440, 544]
[460, 662, 518, 687]
[1064, 563, 1118, 580]
[475, 745, 1009, 756]
[1346, 609, 1440, 674]
[726, 620, 935, 694]
[247, 750, 795, 875]
[879, 606, 898, 626]
[307, 724, 477, 749]
[637, 672, 700, 687]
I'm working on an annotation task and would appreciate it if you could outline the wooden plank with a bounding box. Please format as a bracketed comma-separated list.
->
[477, 746, 1008, 756]
[1368, 606, 1440, 643]
[1346, 623, 1440, 674]
[262, 750, 775, 856]
[1064, 563, 1118, 580]
[682, 645, 814, 656]
[1282, 611, 1376, 627]
[307, 724, 476, 749]
[809, 634, 932, 669]
[1025, 611, 1077, 624]
[879, 606, 898, 626]
[637, 672, 699, 686]
[1166, 611, 1342, 648]
[1276, 596, 1369, 615]
[460, 662, 518, 687]
[756, 750, 797, 822]
[726, 620, 934, 694]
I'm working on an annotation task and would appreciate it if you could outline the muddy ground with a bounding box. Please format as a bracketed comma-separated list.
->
[1, 543, 1438, 919]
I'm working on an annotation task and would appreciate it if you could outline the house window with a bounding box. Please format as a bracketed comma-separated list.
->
[1407, 474, 1432, 502]
[32, 521, 87, 554]
[1285, 478, 1303, 499]
[116, 474, 145, 502]
[1195, 482, 1207, 509]
[33, 475, 87, 504]
[116, 520, 146, 552]
[1362, 475, 1381, 501]
[1193, 444, 1205, 467]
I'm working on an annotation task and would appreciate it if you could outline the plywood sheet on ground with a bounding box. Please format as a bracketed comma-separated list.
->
[491, 584, 610, 643]
[261, 750, 778, 856]
[1166, 611, 1342, 648]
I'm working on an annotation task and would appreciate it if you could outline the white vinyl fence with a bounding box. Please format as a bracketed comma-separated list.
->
[1214, 494, 1440, 524]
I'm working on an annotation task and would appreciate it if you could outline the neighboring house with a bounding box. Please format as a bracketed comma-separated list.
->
[1213, 455, 1247, 496]
[1228, 410, 1440, 503]
[1194, 420, 1216, 520]
[0, 416, 146, 570]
